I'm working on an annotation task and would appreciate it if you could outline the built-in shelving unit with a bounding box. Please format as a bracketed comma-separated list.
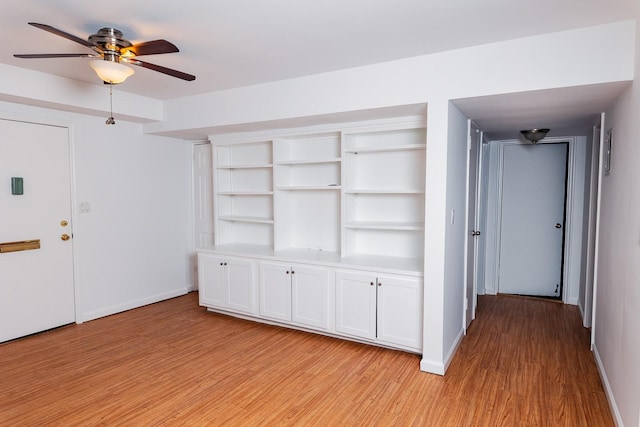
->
[201, 118, 427, 354]
[209, 123, 426, 272]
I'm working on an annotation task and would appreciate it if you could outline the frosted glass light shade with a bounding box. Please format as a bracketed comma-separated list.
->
[89, 60, 134, 84]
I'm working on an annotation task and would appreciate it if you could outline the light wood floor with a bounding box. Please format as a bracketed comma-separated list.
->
[0, 292, 613, 426]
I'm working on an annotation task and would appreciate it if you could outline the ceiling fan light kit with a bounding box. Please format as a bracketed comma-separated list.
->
[89, 59, 134, 84]
[14, 22, 196, 125]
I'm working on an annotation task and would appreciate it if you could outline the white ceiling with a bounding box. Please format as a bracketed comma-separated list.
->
[0, 0, 637, 134]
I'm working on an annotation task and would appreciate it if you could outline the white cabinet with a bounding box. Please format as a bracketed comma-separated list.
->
[335, 270, 423, 351]
[259, 261, 330, 331]
[198, 253, 257, 315]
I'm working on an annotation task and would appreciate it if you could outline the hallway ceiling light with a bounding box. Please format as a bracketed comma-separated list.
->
[520, 128, 550, 144]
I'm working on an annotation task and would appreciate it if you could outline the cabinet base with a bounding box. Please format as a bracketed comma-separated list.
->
[203, 306, 422, 355]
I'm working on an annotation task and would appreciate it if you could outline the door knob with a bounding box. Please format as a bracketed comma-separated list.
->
[555, 223, 562, 229]
[61, 234, 71, 241]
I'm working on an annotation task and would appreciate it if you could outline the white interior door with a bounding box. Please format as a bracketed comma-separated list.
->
[0, 119, 75, 342]
[498, 142, 568, 297]
[464, 124, 481, 331]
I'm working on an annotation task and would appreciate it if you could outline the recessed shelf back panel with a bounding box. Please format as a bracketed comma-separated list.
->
[217, 141, 273, 166]
[345, 149, 425, 191]
[276, 162, 341, 188]
[344, 128, 426, 151]
[276, 189, 340, 252]
[217, 168, 273, 193]
[344, 228, 424, 259]
[218, 221, 274, 247]
[218, 194, 273, 220]
[345, 193, 425, 223]
[275, 133, 340, 162]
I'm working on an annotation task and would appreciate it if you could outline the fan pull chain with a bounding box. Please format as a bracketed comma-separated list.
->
[106, 83, 116, 125]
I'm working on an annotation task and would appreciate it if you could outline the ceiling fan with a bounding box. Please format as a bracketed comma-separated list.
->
[14, 22, 196, 84]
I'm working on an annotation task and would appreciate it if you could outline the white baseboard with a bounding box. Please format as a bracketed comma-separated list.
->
[420, 358, 445, 375]
[444, 328, 464, 372]
[593, 344, 623, 426]
[78, 287, 189, 323]
[420, 328, 464, 376]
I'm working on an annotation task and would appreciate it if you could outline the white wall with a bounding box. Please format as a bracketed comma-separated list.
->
[147, 21, 635, 137]
[593, 17, 640, 427]
[443, 103, 470, 367]
[0, 101, 192, 323]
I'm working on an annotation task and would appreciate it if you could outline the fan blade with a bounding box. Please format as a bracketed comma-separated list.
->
[14, 53, 95, 59]
[124, 40, 179, 57]
[28, 22, 92, 48]
[127, 59, 196, 81]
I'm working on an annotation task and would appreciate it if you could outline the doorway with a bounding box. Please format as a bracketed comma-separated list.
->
[0, 118, 75, 342]
[498, 141, 568, 298]
[480, 136, 588, 304]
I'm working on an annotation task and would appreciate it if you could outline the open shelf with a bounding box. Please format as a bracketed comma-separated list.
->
[345, 221, 424, 231]
[343, 143, 425, 154]
[344, 189, 423, 194]
[276, 186, 341, 191]
[216, 163, 273, 169]
[218, 215, 274, 224]
[276, 158, 341, 166]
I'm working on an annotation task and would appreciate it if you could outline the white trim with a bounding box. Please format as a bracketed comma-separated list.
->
[593, 344, 623, 426]
[210, 115, 427, 145]
[444, 328, 464, 372]
[79, 288, 189, 323]
[420, 358, 445, 375]
[487, 137, 581, 303]
[462, 119, 472, 334]
[582, 121, 601, 328]
[591, 112, 606, 348]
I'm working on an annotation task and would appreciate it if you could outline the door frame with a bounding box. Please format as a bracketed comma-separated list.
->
[463, 120, 482, 332]
[0, 111, 79, 322]
[191, 140, 214, 292]
[483, 136, 586, 304]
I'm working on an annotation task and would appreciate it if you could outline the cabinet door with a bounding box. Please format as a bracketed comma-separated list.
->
[376, 274, 423, 350]
[259, 262, 292, 321]
[198, 253, 226, 308]
[226, 257, 257, 314]
[335, 271, 376, 340]
[291, 265, 330, 330]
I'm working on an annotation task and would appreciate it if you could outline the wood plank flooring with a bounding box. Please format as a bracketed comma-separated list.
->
[0, 293, 613, 426]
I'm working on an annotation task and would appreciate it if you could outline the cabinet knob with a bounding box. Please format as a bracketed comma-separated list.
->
[224, 262, 227, 266]
[291, 270, 295, 274]
[370, 282, 374, 286]
[286, 271, 290, 274]
[220, 262, 223, 266]
[378, 282, 382, 286]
